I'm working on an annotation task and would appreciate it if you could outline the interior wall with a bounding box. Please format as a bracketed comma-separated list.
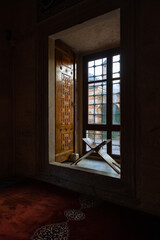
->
[0, 0, 37, 177]
[13, 0, 37, 176]
[48, 37, 56, 164]
[136, 0, 160, 214]
[0, 1, 15, 177]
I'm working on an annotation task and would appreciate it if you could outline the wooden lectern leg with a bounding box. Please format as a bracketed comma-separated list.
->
[70, 138, 121, 174]
[71, 149, 94, 165]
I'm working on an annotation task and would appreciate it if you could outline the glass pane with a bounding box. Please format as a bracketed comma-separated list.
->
[88, 115, 94, 124]
[88, 84, 94, 96]
[95, 83, 102, 95]
[103, 58, 107, 64]
[113, 113, 120, 125]
[112, 131, 120, 155]
[95, 66, 102, 76]
[113, 93, 120, 103]
[88, 58, 108, 82]
[113, 104, 120, 114]
[88, 82, 107, 124]
[113, 62, 120, 73]
[113, 83, 120, 94]
[95, 95, 102, 104]
[86, 130, 107, 151]
[88, 67, 94, 77]
[103, 74, 107, 80]
[93, 75, 102, 81]
[113, 73, 120, 79]
[113, 79, 120, 84]
[89, 76, 95, 82]
[89, 96, 94, 104]
[112, 94, 120, 123]
[95, 59, 102, 65]
[95, 105, 103, 114]
[88, 105, 94, 114]
[95, 115, 102, 124]
[113, 55, 120, 62]
[103, 84, 107, 94]
[88, 61, 94, 67]
[103, 95, 107, 103]
[112, 79, 120, 125]
[103, 65, 107, 74]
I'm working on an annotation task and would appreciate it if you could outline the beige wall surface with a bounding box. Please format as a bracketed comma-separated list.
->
[0, 0, 160, 216]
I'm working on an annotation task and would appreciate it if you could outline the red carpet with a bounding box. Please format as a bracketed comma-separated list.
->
[0, 179, 159, 240]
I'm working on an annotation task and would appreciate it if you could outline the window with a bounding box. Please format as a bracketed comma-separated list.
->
[83, 48, 120, 159]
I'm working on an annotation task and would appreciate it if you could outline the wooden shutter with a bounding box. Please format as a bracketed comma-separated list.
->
[55, 40, 76, 162]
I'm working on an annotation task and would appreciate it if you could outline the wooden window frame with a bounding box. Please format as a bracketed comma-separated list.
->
[83, 48, 120, 160]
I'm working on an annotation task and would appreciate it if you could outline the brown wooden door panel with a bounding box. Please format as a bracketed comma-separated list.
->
[55, 40, 75, 162]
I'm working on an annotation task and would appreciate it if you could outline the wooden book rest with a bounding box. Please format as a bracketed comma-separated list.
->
[71, 138, 120, 174]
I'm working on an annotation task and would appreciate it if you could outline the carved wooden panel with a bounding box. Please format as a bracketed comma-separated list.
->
[61, 73, 73, 126]
[61, 130, 73, 151]
[55, 40, 75, 162]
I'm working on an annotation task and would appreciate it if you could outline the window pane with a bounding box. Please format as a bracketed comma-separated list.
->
[112, 79, 120, 124]
[95, 104, 103, 114]
[103, 95, 107, 103]
[112, 90, 120, 124]
[88, 84, 94, 96]
[88, 115, 94, 124]
[112, 55, 120, 79]
[103, 65, 107, 74]
[113, 103, 120, 114]
[86, 130, 107, 152]
[103, 58, 107, 64]
[113, 113, 120, 125]
[95, 59, 102, 65]
[96, 75, 102, 80]
[113, 55, 120, 62]
[88, 105, 94, 114]
[113, 73, 120, 79]
[103, 84, 107, 94]
[88, 67, 94, 77]
[95, 115, 102, 124]
[113, 62, 120, 73]
[88, 58, 107, 82]
[112, 131, 120, 155]
[89, 76, 95, 82]
[89, 96, 94, 104]
[95, 66, 102, 76]
[113, 83, 120, 94]
[95, 95, 102, 104]
[103, 74, 107, 80]
[88, 61, 94, 67]
[95, 83, 102, 95]
[88, 82, 107, 124]
[113, 93, 120, 103]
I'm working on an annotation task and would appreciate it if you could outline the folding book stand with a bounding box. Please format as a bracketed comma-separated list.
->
[71, 138, 120, 174]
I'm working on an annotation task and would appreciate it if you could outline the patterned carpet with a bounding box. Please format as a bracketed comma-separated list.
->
[0, 179, 159, 240]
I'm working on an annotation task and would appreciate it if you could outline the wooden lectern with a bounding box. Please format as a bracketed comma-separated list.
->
[71, 138, 120, 174]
